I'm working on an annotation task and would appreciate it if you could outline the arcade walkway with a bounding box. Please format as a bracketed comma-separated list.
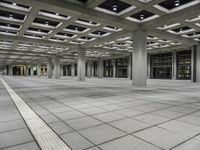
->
[1, 76, 200, 150]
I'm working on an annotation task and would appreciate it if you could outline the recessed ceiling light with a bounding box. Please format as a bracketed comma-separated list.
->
[9, 14, 13, 19]
[13, 3, 17, 6]
[45, 21, 48, 25]
[175, 0, 180, 6]
[56, 13, 59, 16]
[140, 14, 144, 20]
[112, 3, 118, 11]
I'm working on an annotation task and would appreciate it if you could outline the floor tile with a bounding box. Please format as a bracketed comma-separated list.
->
[134, 126, 189, 149]
[0, 120, 26, 133]
[2, 141, 40, 150]
[61, 132, 94, 150]
[79, 124, 125, 145]
[100, 135, 161, 150]
[171, 138, 200, 150]
[65, 116, 102, 130]
[93, 112, 126, 123]
[0, 128, 33, 149]
[109, 118, 151, 133]
[133, 113, 170, 125]
[48, 121, 74, 135]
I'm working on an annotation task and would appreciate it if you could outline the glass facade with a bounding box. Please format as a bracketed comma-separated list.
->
[151, 53, 172, 79]
[115, 58, 128, 78]
[93, 61, 98, 77]
[177, 50, 191, 80]
[103, 59, 114, 77]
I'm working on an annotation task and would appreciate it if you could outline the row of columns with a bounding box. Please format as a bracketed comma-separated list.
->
[4, 29, 200, 86]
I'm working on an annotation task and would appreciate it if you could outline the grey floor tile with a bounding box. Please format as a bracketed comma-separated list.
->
[0, 113, 21, 123]
[134, 113, 170, 125]
[65, 116, 102, 130]
[55, 110, 86, 120]
[167, 106, 197, 114]
[100, 104, 124, 111]
[172, 138, 200, 150]
[80, 107, 107, 115]
[86, 146, 101, 150]
[0, 128, 33, 149]
[79, 124, 125, 145]
[48, 106, 72, 113]
[0, 119, 26, 133]
[99, 135, 161, 150]
[114, 108, 144, 117]
[2, 141, 40, 150]
[134, 126, 189, 149]
[109, 118, 151, 133]
[61, 132, 94, 150]
[40, 114, 60, 123]
[48, 121, 74, 135]
[152, 110, 184, 119]
[177, 115, 200, 126]
[158, 120, 200, 137]
[93, 112, 126, 123]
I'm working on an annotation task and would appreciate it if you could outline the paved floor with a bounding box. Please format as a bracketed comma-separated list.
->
[1, 76, 200, 150]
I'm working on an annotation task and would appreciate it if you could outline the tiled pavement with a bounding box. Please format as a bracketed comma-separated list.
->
[1, 76, 200, 150]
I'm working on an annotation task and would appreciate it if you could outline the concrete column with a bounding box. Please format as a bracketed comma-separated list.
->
[196, 44, 200, 82]
[54, 55, 60, 79]
[113, 59, 116, 78]
[77, 48, 85, 81]
[87, 62, 92, 78]
[37, 64, 41, 77]
[172, 51, 177, 80]
[128, 55, 132, 80]
[26, 65, 29, 76]
[24, 65, 28, 76]
[91, 62, 94, 77]
[60, 64, 63, 76]
[71, 63, 75, 77]
[192, 45, 200, 82]
[20, 66, 23, 76]
[147, 53, 151, 79]
[8, 65, 12, 76]
[30, 65, 34, 76]
[47, 57, 53, 78]
[132, 30, 147, 86]
[97, 57, 103, 78]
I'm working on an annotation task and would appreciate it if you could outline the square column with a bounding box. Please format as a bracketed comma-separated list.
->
[71, 63, 75, 77]
[132, 30, 147, 86]
[172, 51, 177, 80]
[60, 64, 63, 76]
[24, 65, 28, 76]
[91, 63, 94, 77]
[97, 57, 103, 78]
[192, 45, 200, 82]
[30, 65, 34, 76]
[77, 48, 85, 81]
[54, 55, 60, 79]
[128, 55, 132, 80]
[113, 59, 116, 78]
[37, 64, 41, 77]
[87, 62, 92, 78]
[8, 65, 13, 76]
[47, 57, 53, 78]
[196, 44, 200, 82]
[147, 53, 151, 79]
